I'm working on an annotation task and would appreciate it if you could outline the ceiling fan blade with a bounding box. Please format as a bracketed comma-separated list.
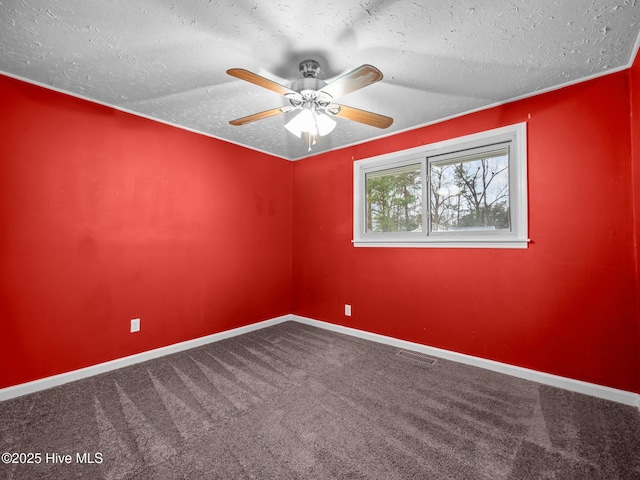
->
[319, 65, 383, 100]
[229, 106, 293, 126]
[328, 104, 393, 129]
[227, 68, 299, 97]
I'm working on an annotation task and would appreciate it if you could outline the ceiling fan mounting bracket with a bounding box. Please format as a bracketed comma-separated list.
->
[299, 59, 321, 78]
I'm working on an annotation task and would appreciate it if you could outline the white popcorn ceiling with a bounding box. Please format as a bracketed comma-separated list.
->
[1, 0, 639, 160]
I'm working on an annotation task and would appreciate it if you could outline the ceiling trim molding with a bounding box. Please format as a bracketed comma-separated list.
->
[629, 24, 640, 69]
[295, 61, 637, 162]
[0, 69, 290, 161]
[3, 47, 638, 163]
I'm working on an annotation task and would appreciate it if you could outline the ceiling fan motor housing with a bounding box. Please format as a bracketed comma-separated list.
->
[288, 60, 332, 107]
[289, 77, 328, 93]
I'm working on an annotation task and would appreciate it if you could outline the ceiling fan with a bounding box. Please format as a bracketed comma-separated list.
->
[227, 60, 393, 150]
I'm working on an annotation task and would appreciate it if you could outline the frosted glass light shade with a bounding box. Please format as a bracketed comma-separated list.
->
[285, 108, 336, 138]
[316, 113, 336, 136]
[285, 109, 314, 137]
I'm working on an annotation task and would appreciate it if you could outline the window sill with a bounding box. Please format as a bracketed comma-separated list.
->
[352, 238, 530, 249]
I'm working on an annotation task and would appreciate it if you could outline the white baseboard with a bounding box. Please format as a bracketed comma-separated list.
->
[2, 313, 639, 411]
[291, 315, 640, 410]
[0, 315, 292, 402]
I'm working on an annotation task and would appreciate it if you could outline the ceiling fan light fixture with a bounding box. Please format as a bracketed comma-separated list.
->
[284, 108, 313, 137]
[284, 108, 336, 138]
[228, 61, 391, 151]
[316, 112, 336, 136]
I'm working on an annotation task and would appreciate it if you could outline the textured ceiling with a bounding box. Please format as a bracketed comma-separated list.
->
[2, 0, 640, 160]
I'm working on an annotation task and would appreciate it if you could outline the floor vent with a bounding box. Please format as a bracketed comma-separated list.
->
[396, 350, 437, 365]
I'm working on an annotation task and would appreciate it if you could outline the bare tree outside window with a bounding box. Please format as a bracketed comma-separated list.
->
[429, 150, 510, 232]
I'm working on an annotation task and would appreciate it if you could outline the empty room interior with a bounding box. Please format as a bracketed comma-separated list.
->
[1, 1, 640, 479]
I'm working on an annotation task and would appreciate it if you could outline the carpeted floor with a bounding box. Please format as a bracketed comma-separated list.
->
[1, 321, 639, 479]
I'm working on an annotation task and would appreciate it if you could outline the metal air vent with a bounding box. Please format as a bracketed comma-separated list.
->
[396, 350, 437, 365]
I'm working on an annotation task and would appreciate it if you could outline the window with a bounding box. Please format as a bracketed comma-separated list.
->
[365, 163, 423, 233]
[354, 123, 528, 248]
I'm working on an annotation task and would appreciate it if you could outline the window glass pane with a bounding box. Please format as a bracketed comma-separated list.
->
[429, 149, 510, 232]
[365, 163, 422, 233]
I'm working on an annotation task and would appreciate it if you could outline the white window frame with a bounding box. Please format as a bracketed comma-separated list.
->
[353, 122, 529, 248]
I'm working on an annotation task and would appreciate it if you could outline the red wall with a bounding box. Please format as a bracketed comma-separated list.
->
[631, 54, 640, 394]
[2, 66, 639, 395]
[292, 70, 639, 393]
[0, 75, 293, 389]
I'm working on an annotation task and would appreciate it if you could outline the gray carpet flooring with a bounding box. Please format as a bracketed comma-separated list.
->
[1, 321, 639, 479]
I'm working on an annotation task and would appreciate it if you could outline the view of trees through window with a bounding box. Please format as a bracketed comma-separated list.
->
[365, 149, 510, 234]
[430, 149, 510, 232]
[365, 164, 422, 233]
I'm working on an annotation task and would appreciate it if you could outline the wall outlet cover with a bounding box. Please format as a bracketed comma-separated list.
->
[130, 318, 140, 333]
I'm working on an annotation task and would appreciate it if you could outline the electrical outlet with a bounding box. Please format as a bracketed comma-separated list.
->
[345, 304, 352, 316]
[130, 318, 140, 333]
